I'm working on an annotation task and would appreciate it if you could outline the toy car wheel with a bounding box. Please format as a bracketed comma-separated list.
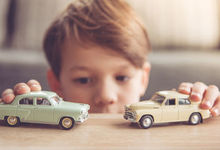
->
[59, 117, 75, 130]
[189, 113, 201, 125]
[5, 116, 20, 127]
[139, 115, 153, 129]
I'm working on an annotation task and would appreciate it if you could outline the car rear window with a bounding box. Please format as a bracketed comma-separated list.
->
[179, 98, 191, 105]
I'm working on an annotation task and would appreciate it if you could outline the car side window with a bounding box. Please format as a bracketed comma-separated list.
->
[19, 98, 33, 105]
[37, 98, 51, 106]
[165, 99, 176, 105]
[179, 98, 191, 105]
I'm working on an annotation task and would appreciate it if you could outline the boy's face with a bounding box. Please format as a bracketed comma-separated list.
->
[48, 39, 150, 113]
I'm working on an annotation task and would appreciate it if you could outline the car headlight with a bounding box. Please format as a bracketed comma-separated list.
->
[124, 105, 132, 112]
[80, 109, 87, 115]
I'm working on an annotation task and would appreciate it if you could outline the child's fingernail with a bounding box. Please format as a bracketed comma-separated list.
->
[30, 84, 39, 87]
[16, 85, 30, 94]
[179, 87, 190, 92]
[206, 101, 212, 107]
[3, 93, 15, 104]
[191, 92, 201, 100]
[17, 85, 27, 91]
[202, 101, 212, 109]
[30, 84, 41, 91]
[212, 109, 219, 116]
[2, 89, 13, 97]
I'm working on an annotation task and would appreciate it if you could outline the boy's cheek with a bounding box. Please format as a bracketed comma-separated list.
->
[59, 83, 87, 102]
[118, 88, 140, 104]
[127, 78, 146, 101]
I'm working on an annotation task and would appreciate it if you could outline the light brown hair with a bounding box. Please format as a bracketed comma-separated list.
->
[43, 0, 151, 78]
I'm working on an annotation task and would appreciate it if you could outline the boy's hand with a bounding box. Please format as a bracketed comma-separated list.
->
[0, 80, 42, 104]
[178, 82, 220, 117]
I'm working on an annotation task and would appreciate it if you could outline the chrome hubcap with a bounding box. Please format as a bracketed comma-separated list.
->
[191, 115, 199, 124]
[62, 118, 72, 128]
[142, 118, 152, 127]
[7, 116, 17, 125]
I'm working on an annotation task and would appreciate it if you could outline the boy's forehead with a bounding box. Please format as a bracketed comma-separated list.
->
[62, 38, 122, 58]
[61, 39, 139, 69]
[61, 36, 147, 69]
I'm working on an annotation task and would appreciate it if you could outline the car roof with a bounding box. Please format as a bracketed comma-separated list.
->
[13, 91, 57, 102]
[156, 90, 189, 99]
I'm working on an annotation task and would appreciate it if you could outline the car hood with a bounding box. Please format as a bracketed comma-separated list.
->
[128, 100, 160, 110]
[57, 101, 90, 111]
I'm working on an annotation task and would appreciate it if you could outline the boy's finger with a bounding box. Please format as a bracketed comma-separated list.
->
[2, 88, 13, 97]
[200, 85, 219, 109]
[27, 79, 42, 91]
[178, 82, 193, 94]
[14, 83, 31, 95]
[190, 82, 207, 102]
[210, 95, 220, 117]
[1, 89, 15, 104]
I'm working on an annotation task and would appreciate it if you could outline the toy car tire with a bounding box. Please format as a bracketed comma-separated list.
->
[59, 117, 75, 130]
[4, 116, 20, 127]
[189, 113, 201, 125]
[139, 115, 153, 129]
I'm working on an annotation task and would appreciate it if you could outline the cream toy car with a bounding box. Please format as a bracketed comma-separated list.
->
[124, 90, 211, 129]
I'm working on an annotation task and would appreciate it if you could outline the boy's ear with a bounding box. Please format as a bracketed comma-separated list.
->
[47, 69, 63, 97]
[141, 62, 151, 96]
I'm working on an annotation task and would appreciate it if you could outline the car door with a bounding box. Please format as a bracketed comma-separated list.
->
[33, 97, 54, 123]
[162, 98, 179, 122]
[17, 98, 34, 122]
[178, 98, 193, 121]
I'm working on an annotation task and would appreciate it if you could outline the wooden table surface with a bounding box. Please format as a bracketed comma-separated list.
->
[0, 113, 220, 150]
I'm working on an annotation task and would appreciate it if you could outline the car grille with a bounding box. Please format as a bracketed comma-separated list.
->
[124, 110, 136, 121]
[125, 111, 134, 118]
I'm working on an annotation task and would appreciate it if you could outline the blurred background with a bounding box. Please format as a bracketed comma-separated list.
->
[0, 0, 220, 98]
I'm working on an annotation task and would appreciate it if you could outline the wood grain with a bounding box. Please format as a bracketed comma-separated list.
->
[0, 113, 219, 150]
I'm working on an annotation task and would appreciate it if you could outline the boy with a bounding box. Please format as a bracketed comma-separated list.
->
[1, 0, 220, 115]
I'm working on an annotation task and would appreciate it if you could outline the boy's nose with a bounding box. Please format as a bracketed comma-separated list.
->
[94, 80, 118, 105]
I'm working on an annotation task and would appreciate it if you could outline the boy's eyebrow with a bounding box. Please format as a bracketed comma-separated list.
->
[116, 64, 136, 70]
[69, 64, 135, 72]
[70, 66, 90, 71]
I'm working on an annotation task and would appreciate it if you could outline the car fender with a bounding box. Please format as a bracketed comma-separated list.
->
[0, 107, 17, 119]
[136, 109, 162, 123]
[54, 109, 76, 124]
[199, 109, 211, 119]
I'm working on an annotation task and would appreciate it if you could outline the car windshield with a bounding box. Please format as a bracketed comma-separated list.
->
[151, 94, 165, 104]
[51, 96, 62, 104]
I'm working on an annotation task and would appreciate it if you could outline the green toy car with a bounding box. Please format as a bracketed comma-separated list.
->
[0, 91, 90, 130]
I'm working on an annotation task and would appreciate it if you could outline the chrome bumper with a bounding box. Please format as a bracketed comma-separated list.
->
[77, 113, 89, 123]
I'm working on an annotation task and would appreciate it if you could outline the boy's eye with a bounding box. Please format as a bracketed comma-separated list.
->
[115, 76, 130, 82]
[73, 77, 92, 84]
